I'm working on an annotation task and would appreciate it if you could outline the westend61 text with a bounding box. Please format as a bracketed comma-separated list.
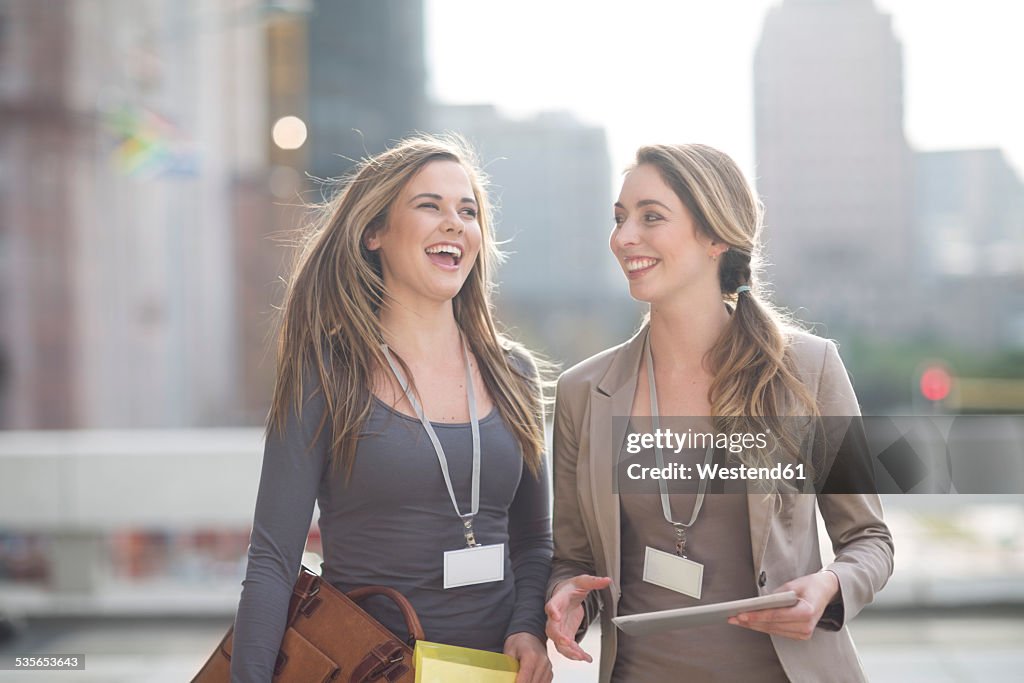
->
[625, 428, 770, 455]
[626, 462, 807, 481]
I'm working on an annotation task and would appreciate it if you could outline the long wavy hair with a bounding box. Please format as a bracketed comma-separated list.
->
[269, 134, 545, 476]
[635, 144, 819, 473]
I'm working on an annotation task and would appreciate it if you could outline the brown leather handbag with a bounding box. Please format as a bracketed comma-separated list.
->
[191, 566, 424, 683]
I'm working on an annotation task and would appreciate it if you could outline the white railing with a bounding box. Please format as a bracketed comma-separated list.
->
[0, 429, 265, 530]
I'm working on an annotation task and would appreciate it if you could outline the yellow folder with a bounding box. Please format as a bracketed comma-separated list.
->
[414, 640, 519, 683]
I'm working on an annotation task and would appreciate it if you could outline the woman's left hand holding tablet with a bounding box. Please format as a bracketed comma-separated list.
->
[504, 632, 553, 683]
[727, 570, 840, 640]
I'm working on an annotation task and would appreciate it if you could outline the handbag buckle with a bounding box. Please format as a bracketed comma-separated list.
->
[352, 641, 406, 682]
[297, 579, 322, 618]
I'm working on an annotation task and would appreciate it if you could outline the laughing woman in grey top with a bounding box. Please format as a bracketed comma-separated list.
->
[230, 135, 553, 683]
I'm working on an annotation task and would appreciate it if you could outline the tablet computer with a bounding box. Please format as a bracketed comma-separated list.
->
[612, 591, 799, 637]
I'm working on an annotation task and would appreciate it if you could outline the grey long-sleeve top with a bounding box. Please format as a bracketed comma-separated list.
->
[229, 370, 552, 682]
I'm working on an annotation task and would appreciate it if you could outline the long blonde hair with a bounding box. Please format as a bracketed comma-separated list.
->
[269, 134, 545, 476]
[635, 144, 818, 469]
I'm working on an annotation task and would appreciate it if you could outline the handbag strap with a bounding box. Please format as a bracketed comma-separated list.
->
[347, 585, 426, 642]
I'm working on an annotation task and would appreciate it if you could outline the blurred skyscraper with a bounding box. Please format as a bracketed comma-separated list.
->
[0, 1, 76, 427]
[916, 149, 1024, 280]
[431, 104, 633, 364]
[754, 0, 914, 338]
[306, 0, 427, 179]
[913, 149, 1024, 349]
[0, 0, 276, 428]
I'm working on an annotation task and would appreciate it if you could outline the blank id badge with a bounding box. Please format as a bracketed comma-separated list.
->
[643, 546, 704, 599]
[443, 543, 505, 589]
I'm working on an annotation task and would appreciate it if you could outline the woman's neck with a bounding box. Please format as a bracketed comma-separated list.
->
[378, 298, 462, 362]
[648, 289, 731, 372]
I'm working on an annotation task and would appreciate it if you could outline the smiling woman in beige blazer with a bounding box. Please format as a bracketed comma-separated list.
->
[544, 144, 894, 682]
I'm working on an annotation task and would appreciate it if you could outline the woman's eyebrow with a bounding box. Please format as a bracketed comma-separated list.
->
[408, 192, 477, 205]
[613, 199, 672, 211]
[409, 192, 443, 204]
[636, 199, 671, 211]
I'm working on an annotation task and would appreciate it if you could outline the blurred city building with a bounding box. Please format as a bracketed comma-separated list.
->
[431, 104, 634, 364]
[0, 0, 282, 428]
[913, 148, 1024, 350]
[754, 0, 1024, 356]
[306, 0, 426, 179]
[916, 149, 1024, 280]
[754, 0, 915, 340]
[236, 3, 309, 424]
[0, 1, 78, 427]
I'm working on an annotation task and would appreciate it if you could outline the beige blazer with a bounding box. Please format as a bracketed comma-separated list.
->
[548, 324, 894, 683]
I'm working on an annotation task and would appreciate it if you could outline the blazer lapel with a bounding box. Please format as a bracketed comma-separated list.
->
[746, 479, 776, 584]
[588, 324, 649, 605]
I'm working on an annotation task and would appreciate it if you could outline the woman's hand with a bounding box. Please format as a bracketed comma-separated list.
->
[728, 570, 840, 640]
[503, 632, 552, 683]
[544, 574, 612, 662]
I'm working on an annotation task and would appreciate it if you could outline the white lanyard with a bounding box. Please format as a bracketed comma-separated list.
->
[645, 336, 715, 556]
[381, 339, 482, 548]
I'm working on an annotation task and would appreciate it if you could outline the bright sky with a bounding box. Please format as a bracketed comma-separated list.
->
[426, 0, 1024, 198]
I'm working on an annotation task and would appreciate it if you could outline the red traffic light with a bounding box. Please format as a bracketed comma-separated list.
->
[920, 366, 952, 402]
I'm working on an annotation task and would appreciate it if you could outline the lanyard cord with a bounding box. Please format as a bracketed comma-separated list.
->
[381, 338, 482, 546]
[645, 336, 715, 554]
